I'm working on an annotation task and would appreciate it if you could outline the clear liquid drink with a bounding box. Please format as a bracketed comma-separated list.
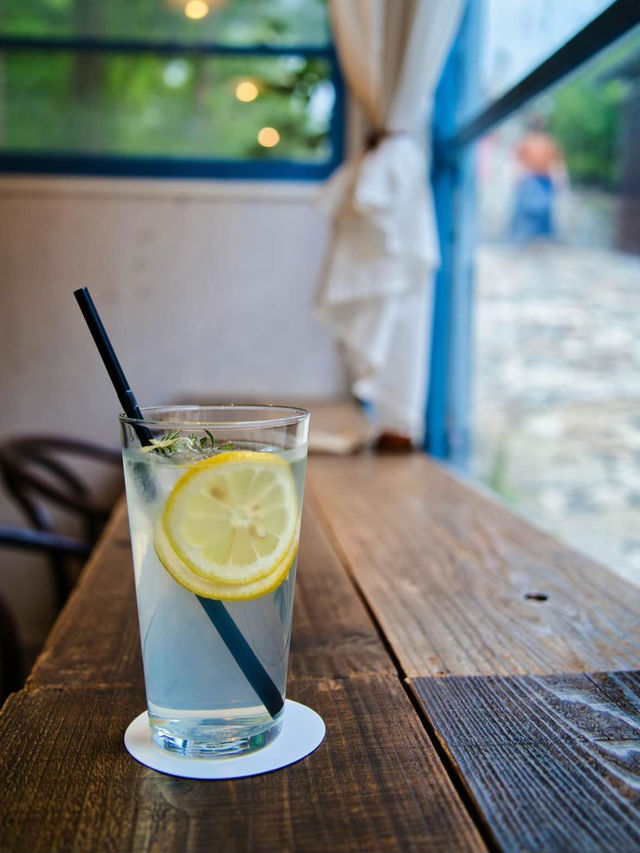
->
[120, 406, 309, 757]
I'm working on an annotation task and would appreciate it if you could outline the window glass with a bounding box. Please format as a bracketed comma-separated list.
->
[0, 0, 331, 47]
[472, 24, 640, 584]
[0, 50, 335, 160]
[0, 0, 338, 172]
[478, 0, 613, 104]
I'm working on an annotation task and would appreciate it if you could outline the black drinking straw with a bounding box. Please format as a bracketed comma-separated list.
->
[74, 288, 153, 449]
[74, 287, 284, 719]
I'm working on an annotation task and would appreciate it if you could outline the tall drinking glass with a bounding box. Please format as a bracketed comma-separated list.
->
[120, 405, 309, 757]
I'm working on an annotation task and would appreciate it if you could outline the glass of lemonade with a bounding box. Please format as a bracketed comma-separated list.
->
[120, 405, 309, 758]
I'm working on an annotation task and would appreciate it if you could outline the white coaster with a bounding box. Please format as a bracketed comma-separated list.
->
[124, 700, 325, 779]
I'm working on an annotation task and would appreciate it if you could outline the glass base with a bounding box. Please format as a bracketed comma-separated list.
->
[149, 712, 283, 758]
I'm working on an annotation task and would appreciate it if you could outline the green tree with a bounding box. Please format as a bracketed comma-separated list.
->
[548, 77, 627, 190]
[0, 0, 333, 160]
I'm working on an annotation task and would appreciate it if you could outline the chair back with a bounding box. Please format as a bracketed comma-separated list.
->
[0, 589, 21, 706]
[0, 435, 121, 541]
[0, 435, 121, 605]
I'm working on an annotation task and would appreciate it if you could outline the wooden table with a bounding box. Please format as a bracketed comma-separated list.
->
[1, 454, 639, 852]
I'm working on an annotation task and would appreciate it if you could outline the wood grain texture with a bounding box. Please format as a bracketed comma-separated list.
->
[308, 455, 640, 679]
[290, 507, 394, 679]
[29, 498, 394, 689]
[13, 449, 638, 853]
[412, 670, 640, 853]
[5, 488, 487, 853]
[0, 677, 486, 853]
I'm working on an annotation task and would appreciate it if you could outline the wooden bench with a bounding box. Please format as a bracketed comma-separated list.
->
[1, 452, 639, 852]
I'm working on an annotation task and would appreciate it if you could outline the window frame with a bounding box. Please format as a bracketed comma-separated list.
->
[0, 34, 345, 180]
[426, 0, 640, 462]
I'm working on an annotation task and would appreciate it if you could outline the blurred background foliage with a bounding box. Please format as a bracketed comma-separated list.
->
[549, 78, 626, 189]
[547, 29, 640, 189]
[0, 0, 330, 45]
[0, 0, 335, 160]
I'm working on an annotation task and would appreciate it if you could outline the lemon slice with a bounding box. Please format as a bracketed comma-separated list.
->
[154, 520, 298, 600]
[162, 451, 298, 586]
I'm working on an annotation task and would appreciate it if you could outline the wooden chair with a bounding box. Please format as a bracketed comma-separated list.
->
[0, 583, 21, 706]
[0, 436, 121, 607]
[0, 525, 95, 703]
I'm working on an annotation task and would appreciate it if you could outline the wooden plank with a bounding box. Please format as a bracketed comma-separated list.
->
[290, 507, 394, 679]
[412, 670, 640, 853]
[14, 485, 487, 852]
[308, 455, 640, 679]
[29, 499, 393, 689]
[0, 677, 487, 853]
[309, 455, 640, 853]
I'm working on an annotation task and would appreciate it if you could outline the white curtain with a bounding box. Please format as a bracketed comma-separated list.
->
[315, 0, 465, 442]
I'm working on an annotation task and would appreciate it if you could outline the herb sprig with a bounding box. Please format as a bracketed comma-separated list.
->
[142, 429, 234, 457]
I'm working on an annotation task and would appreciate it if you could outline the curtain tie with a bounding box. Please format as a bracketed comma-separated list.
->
[365, 129, 413, 151]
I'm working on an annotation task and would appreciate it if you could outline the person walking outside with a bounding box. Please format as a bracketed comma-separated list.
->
[510, 115, 566, 244]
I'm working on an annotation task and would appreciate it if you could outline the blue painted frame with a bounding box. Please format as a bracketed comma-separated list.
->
[426, 2, 479, 463]
[426, 0, 640, 463]
[0, 37, 345, 181]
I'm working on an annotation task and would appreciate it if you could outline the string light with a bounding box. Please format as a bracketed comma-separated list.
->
[235, 81, 259, 103]
[257, 127, 280, 147]
[184, 0, 209, 20]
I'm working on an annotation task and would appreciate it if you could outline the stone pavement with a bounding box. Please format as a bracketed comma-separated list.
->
[473, 242, 640, 587]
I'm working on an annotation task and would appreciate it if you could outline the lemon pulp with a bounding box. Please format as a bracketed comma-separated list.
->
[155, 450, 299, 600]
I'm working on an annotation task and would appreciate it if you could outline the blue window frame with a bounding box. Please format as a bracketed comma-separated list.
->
[426, 0, 640, 462]
[0, 18, 344, 181]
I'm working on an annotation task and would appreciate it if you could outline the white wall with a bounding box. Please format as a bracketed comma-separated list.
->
[0, 176, 345, 443]
[0, 175, 346, 661]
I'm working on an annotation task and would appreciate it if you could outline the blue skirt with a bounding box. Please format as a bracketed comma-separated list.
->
[510, 174, 555, 242]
